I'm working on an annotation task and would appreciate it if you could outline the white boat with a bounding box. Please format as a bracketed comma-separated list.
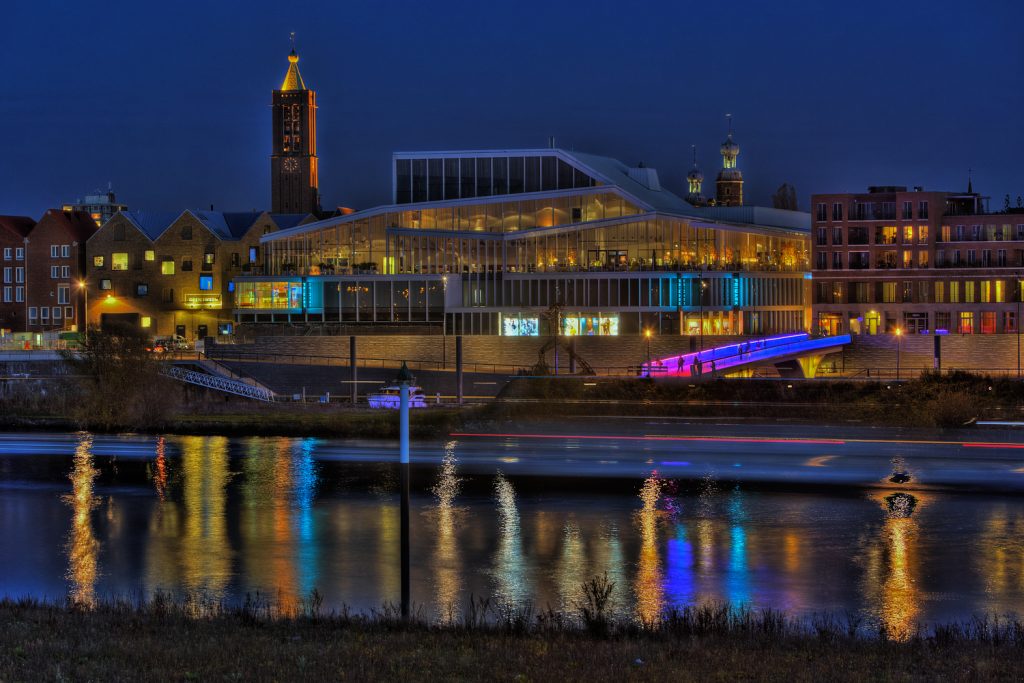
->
[367, 384, 428, 409]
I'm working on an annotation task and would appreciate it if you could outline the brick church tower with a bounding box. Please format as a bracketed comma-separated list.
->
[271, 46, 320, 214]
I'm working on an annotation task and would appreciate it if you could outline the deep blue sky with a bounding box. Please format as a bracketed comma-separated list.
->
[4, 0, 1022, 218]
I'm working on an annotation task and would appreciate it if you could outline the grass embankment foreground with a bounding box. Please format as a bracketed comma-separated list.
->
[494, 371, 1024, 428]
[1, 595, 1023, 681]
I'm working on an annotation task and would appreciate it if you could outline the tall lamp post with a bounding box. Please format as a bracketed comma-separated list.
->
[441, 275, 448, 369]
[1016, 279, 1021, 378]
[895, 327, 903, 380]
[77, 279, 88, 345]
[396, 361, 413, 620]
[699, 275, 708, 351]
[644, 328, 652, 368]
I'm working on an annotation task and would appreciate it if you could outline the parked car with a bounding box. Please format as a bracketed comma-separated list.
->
[149, 335, 191, 353]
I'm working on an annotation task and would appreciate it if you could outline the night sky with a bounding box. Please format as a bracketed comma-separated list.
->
[4, 0, 1023, 219]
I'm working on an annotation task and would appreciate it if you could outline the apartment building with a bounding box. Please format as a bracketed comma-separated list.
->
[811, 185, 1023, 335]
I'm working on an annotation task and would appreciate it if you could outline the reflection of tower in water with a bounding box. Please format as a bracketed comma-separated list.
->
[861, 491, 923, 641]
[634, 472, 663, 625]
[432, 441, 462, 621]
[64, 433, 100, 607]
[493, 472, 528, 607]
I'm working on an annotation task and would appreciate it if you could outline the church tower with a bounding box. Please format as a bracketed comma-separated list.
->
[715, 115, 743, 207]
[271, 45, 320, 214]
[685, 145, 705, 206]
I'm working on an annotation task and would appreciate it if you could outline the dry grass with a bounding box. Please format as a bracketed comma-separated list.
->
[1, 594, 1022, 682]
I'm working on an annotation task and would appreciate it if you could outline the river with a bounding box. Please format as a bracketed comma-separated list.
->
[1, 425, 1023, 637]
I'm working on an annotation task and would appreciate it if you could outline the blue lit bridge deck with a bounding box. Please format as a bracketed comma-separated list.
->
[641, 333, 851, 379]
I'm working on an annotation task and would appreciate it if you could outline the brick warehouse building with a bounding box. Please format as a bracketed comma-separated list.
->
[811, 185, 1024, 336]
[0, 215, 35, 333]
[85, 210, 310, 339]
[25, 209, 98, 333]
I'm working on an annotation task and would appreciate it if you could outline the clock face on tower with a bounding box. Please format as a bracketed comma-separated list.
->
[283, 158, 299, 172]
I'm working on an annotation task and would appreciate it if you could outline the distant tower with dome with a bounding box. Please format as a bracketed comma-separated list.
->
[715, 115, 743, 207]
[685, 145, 706, 206]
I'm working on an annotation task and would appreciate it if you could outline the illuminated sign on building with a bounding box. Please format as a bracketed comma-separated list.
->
[184, 294, 223, 310]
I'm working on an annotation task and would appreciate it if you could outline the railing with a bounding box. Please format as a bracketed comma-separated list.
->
[161, 365, 275, 401]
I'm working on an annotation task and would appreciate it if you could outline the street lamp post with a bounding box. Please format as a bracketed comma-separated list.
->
[644, 328, 652, 368]
[77, 280, 88, 345]
[441, 275, 448, 370]
[396, 361, 413, 620]
[895, 327, 903, 380]
[699, 275, 708, 351]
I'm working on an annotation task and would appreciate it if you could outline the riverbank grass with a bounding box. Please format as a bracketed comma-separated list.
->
[2, 595, 1023, 681]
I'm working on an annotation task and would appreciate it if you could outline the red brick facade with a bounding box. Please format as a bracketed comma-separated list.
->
[25, 210, 97, 334]
[0, 216, 35, 333]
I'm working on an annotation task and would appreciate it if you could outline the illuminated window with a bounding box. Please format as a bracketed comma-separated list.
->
[918, 225, 928, 242]
[934, 281, 945, 303]
[964, 281, 976, 303]
[903, 226, 914, 242]
[144, 250, 155, 261]
[199, 275, 213, 291]
[882, 282, 898, 303]
[141, 316, 152, 328]
[93, 256, 104, 268]
[204, 252, 215, 265]
[949, 281, 960, 302]
[980, 281, 991, 303]
[995, 280, 1005, 303]
[958, 311, 974, 334]
[161, 260, 175, 275]
[111, 253, 128, 271]
[981, 311, 996, 334]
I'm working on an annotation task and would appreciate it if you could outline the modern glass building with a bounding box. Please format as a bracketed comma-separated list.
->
[233, 149, 812, 336]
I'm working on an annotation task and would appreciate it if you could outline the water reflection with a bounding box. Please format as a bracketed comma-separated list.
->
[725, 487, 750, 606]
[153, 436, 168, 501]
[16, 433, 1024, 626]
[144, 436, 233, 600]
[238, 438, 319, 615]
[861, 491, 923, 641]
[64, 433, 99, 606]
[493, 472, 528, 607]
[432, 440, 462, 621]
[977, 504, 1024, 615]
[634, 472, 663, 625]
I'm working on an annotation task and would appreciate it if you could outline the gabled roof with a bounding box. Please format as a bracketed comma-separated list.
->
[269, 213, 310, 230]
[36, 209, 100, 242]
[118, 211, 182, 241]
[0, 215, 35, 240]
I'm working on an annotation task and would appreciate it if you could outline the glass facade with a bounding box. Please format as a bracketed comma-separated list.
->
[235, 150, 811, 335]
[394, 153, 599, 204]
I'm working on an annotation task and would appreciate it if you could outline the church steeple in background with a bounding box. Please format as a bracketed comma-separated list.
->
[715, 114, 743, 206]
[271, 37, 320, 215]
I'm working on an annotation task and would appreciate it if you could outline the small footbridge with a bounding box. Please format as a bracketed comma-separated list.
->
[162, 359, 275, 401]
[641, 333, 851, 380]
